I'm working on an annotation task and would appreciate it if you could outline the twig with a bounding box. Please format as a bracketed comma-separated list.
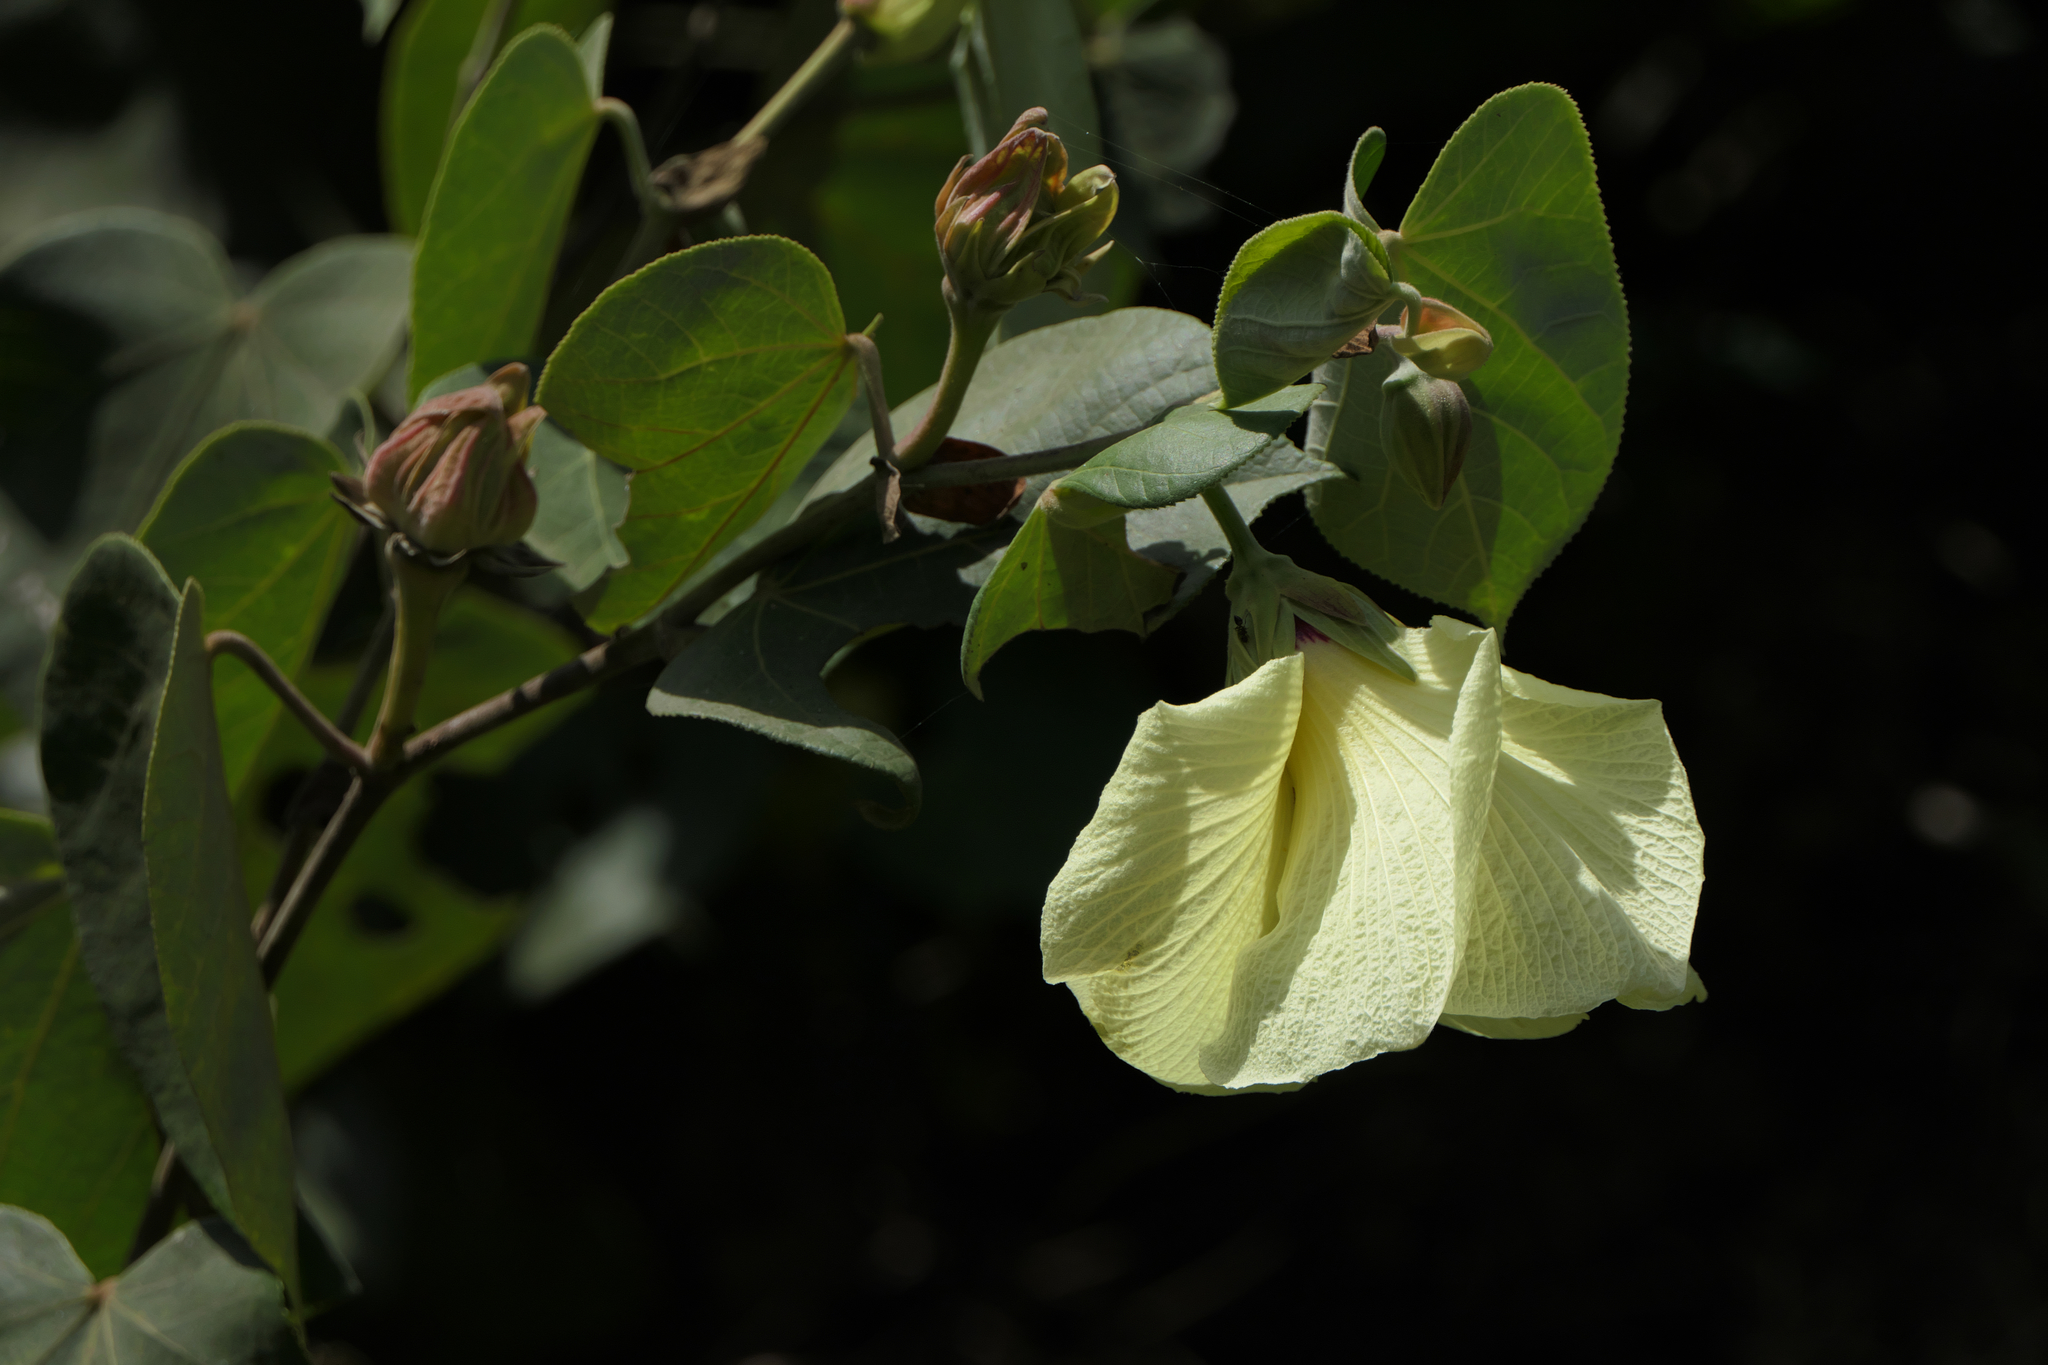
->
[735, 16, 859, 145]
[256, 776, 388, 986]
[845, 333, 902, 541]
[206, 632, 370, 771]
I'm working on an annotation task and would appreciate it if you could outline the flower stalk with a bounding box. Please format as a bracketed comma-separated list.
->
[366, 544, 466, 769]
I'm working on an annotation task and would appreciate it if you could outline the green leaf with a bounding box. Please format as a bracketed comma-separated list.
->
[0, 814, 158, 1280]
[408, 24, 603, 401]
[137, 423, 356, 796]
[539, 236, 859, 632]
[956, 0, 1100, 167]
[0, 1207, 297, 1364]
[250, 595, 584, 1089]
[419, 364, 630, 593]
[0, 213, 410, 535]
[1055, 384, 1320, 509]
[1211, 210, 1394, 409]
[1344, 126, 1386, 226]
[143, 584, 297, 1303]
[649, 520, 1014, 827]
[37, 537, 246, 1251]
[380, 0, 612, 236]
[1311, 84, 1629, 625]
[959, 504, 1176, 699]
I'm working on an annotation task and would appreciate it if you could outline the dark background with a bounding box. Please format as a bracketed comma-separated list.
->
[6, 0, 2045, 1358]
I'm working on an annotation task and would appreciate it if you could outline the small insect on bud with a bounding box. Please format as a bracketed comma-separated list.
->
[1380, 356, 1473, 511]
[365, 362, 543, 555]
[1388, 296, 1493, 382]
[934, 109, 1119, 319]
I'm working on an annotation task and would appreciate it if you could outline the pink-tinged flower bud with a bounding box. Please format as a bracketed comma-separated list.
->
[1380, 356, 1473, 511]
[366, 363, 542, 555]
[1389, 296, 1493, 381]
[935, 108, 1117, 318]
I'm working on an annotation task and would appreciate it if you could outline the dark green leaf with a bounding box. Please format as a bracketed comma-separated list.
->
[1094, 17, 1235, 234]
[956, 0, 1100, 166]
[649, 520, 1015, 827]
[380, 0, 611, 235]
[540, 236, 858, 632]
[0, 213, 409, 535]
[958, 504, 1176, 699]
[504, 807, 680, 1002]
[1055, 384, 1320, 509]
[251, 595, 584, 1088]
[0, 813, 157, 1280]
[1312, 84, 1628, 625]
[37, 536, 241, 1251]
[144, 583, 297, 1302]
[137, 423, 356, 796]
[1211, 210, 1393, 408]
[408, 24, 603, 400]
[0, 1207, 299, 1364]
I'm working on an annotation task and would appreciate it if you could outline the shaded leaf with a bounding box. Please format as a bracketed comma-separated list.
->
[0, 212, 409, 536]
[649, 520, 1015, 826]
[419, 365, 629, 594]
[1095, 17, 1236, 233]
[137, 423, 356, 795]
[1312, 84, 1628, 624]
[142, 584, 298, 1302]
[0, 813, 157, 1280]
[38, 537, 240, 1249]
[505, 806, 681, 1003]
[1211, 210, 1392, 408]
[251, 595, 584, 1088]
[0, 1206, 298, 1364]
[540, 236, 858, 631]
[380, 0, 611, 235]
[407, 24, 603, 400]
[958, 504, 1175, 699]
[1056, 384, 1319, 509]
[956, 0, 1100, 167]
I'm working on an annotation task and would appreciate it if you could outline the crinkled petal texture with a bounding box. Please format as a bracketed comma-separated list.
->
[1442, 646, 1706, 1021]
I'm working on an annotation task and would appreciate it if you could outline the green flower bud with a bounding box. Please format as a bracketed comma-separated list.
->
[365, 362, 542, 555]
[1379, 356, 1472, 511]
[1388, 296, 1493, 381]
[934, 108, 1119, 320]
[1222, 542, 1413, 686]
[841, 0, 965, 63]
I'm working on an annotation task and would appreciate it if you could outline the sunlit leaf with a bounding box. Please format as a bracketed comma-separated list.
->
[1056, 384, 1319, 509]
[0, 1207, 296, 1364]
[0, 212, 409, 536]
[540, 236, 858, 632]
[137, 423, 356, 796]
[1210, 210, 1391, 408]
[408, 24, 603, 399]
[143, 584, 298, 1302]
[380, 0, 611, 235]
[0, 814, 157, 1279]
[1309, 84, 1629, 625]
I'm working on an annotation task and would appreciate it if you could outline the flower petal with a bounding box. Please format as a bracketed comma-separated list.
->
[1199, 623, 1496, 1086]
[1042, 655, 1303, 1089]
[1444, 661, 1707, 1020]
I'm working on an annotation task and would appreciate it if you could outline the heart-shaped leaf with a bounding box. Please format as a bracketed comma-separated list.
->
[137, 423, 356, 796]
[649, 520, 1014, 827]
[380, 0, 612, 235]
[1210, 211, 1393, 408]
[0, 814, 158, 1279]
[540, 236, 859, 631]
[1055, 384, 1320, 509]
[408, 23, 605, 399]
[1310, 84, 1629, 625]
[0, 212, 409, 536]
[144, 583, 298, 1303]
[0, 1207, 295, 1364]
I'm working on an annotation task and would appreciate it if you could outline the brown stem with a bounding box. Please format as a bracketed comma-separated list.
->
[205, 632, 369, 771]
[256, 776, 389, 986]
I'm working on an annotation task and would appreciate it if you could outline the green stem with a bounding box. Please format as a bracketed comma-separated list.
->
[893, 294, 999, 470]
[603, 95, 681, 279]
[736, 15, 859, 145]
[1201, 485, 1268, 565]
[367, 541, 466, 769]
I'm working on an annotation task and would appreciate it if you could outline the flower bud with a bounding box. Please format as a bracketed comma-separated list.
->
[1379, 356, 1472, 511]
[1223, 543, 1414, 686]
[366, 362, 542, 555]
[935, 109, 1118, 319]
[1389, 296, 1493, 381]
